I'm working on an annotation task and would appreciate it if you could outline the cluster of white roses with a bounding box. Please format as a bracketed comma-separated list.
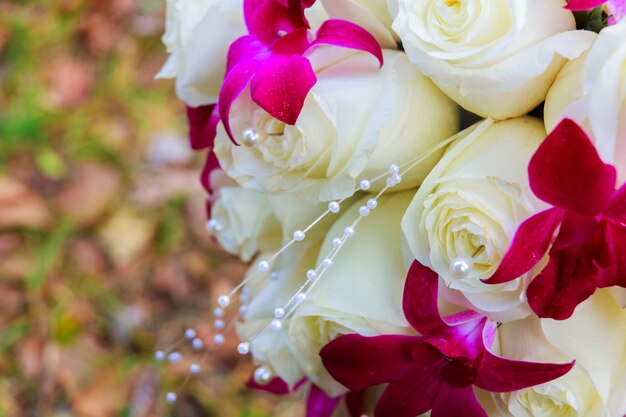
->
[159, 0, 626, 416]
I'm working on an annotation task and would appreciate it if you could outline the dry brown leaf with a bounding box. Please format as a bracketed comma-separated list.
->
[72, 368, 131, 417]
[16, 333, 45, 379]
[55, 163, 122, 228]
[45, 57, 94, 108]
[98, 208, 156, 265]
[0, 176, 52, 230]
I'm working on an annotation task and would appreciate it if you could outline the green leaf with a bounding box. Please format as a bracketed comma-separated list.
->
[26, 220, 74, 289]
[36, 147, 67, 179]
[584, 7, 609, 33]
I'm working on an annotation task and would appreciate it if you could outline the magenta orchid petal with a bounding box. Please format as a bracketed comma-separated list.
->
[306, 385, 341, 417]
[250, 54, 317, 125]
[218, 60, 258, 143]
[526, 241, 606, 320]
[307, 19, 384, 67]
[529, 118, 617, 215]
[484, 208, 563, 285]
[608, 0, 626, 21]
[345, 390, 364, 417]
[604, 224, 626, 286]
[245, 0, 310, 44]
[320, 334, 423, 391]
[200, 150, 221, 194]
[186, 104, 219, 150]
[431, 385, 487, 417]
[607, 182, 626, 222]
[247, 375, 292, 394]
[402, 261, 447, 336]
[553, 211, 602, 249]
[427, 316, 487, 361]
[226, 35, 268, 73]
[475, 349, 574, 392]
[564, 0, 606, 10]
[374, 365, 445, 417]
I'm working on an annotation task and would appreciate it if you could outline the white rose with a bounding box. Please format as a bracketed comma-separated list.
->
[401, 118, 547, 322]
[495, 317, 606, 417]
[542, 290, 626, 417]
[288, 190, 415, 396]
[236, 245, 321, 388]
[210, 186, 282, 262]
[321, 0, 400, 48]
[392, 0, 596, 119]
[545, 20, 626, 184]
[156, 0, 246, 106]
[214, 50, 459, 202]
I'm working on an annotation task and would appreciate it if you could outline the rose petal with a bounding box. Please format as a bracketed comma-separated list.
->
[374, 364, 445, 417]
[250, 54, 316, 125]
[307, 19, 384, 67]
[306, 385, 341, 417]
[402, 261, 447, 336]
[564, 0, 606, 10]
[483, 208, 563, 285]
[186, 105, 218, 150]
[431, 385, 488, 417]
[475, 348, 574, 392]
[529, 119, 617, 215]
[218, 60, 258, 142]
[526, 241, 607, 320]
[320, 334, 422, 391]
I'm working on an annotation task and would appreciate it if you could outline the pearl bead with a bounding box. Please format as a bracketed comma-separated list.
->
[293, 230, 305, 241]
[258, 261, 270, 272]
[392, 173, 402, 184]
[344, 226, 355, 237]
[168, 352, 181, 363]
[214, 334, 225, 345]
[239, 305, 249, 315]
[270, 319, 283, 331]
[270, 271, 280, 281]
[306, 269, 317, 280]
[217, 295, 230, 307]
[360, 179, 371, 190]
[366, 198, 378, 210]
[450, 257, 473, 279]
[184, 328, 196, 340]
[242, 285, 251, 294]
[190, 363, 201, 374]
[253, 365, 273, 385]
[154, 350, 165, 361]
[241, 128, 261, 147]
[386, 177, 397, 187]
[192, 338, 203, 350]
[214, 319, 225, 330]
[389, 164, 400, 174]
[322, 258, 333, 269]
[359, 206, 370, 217]
[239, 293, 250, 303]
[332, 238, 342, 248]
[237, 342, 251, 355]
[274, 307, 286, 319]
[206, 219, 222, 233]
[214, 307, 224, 318]
[296, 293, 307, 303]
[166, 392, 177, 403]
[328, 201, 340, 213]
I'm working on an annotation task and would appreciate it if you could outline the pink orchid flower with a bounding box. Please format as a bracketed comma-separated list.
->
[320, 261, 574, 417]
[247, 375, 363, 417]
[186, 104, 219, 151]
[565, 0, 625, 24]
[483, 119, 626, 320]
[219, 0, 383, 142]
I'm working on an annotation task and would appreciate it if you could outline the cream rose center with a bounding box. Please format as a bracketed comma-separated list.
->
[515, 386, 579, 417]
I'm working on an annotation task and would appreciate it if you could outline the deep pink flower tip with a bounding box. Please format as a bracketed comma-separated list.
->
[320, 261, 574, 417]
[219, 0, 384, 144]
[564, 0, 625, 24]
[483, 119, 626, 319]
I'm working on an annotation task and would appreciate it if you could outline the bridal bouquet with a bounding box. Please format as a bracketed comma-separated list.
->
[157, 0, 626, 416]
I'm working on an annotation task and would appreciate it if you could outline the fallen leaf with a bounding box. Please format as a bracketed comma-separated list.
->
[98, 208, 156, 265]
[45, 57, 94, 108]
[55, 163, 122, 228]
[0, 176, 51, 230]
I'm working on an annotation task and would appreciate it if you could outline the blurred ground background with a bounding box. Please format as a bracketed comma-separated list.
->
[0, 1, 303, 416]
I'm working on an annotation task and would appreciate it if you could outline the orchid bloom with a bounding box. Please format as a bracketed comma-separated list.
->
[565, 0, 625, 24]
[219, 0, 383, 142]
[483, 118, 626, 320]
[247, 375, 363, 417]
[186, 104, 219, 151]
[320, 261, 574, 417]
